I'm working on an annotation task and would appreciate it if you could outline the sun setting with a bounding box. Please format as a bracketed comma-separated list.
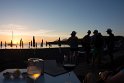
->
[0, 1, 124, 83]
[0, 0, 124, 48]
[0, 24, 67, 44]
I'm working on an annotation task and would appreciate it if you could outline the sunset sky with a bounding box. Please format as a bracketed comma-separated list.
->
[0, 0, 124, 44]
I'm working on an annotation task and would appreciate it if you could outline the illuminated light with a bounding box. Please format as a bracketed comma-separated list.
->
[31, 73, 41, 80]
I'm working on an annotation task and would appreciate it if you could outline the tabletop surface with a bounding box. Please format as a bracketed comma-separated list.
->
[44, 60, 67, 76]
[0, 60, 81, 83]
[0, 69, 81, 83]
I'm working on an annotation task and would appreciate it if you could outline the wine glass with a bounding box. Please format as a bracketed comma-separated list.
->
[27, 58, 41, 83]
[63, 51, 77, 83]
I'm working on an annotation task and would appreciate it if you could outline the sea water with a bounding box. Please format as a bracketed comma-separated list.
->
[0, 44, 75, 49]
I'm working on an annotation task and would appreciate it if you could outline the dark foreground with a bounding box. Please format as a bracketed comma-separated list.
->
[0, 47, 124, 83]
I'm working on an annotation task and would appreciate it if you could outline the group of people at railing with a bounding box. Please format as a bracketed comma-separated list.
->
[67, 29, 124, 83]
[68, 29, 114, 65]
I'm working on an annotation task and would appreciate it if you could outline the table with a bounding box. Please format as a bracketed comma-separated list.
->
[0, 69, 81, 83]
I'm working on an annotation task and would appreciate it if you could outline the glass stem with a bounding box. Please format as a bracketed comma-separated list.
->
[68, 72, 70, 77]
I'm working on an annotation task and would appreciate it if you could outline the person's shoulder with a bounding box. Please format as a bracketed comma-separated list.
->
[68, 36, 72, 39]
[110, 33, 114, 37]
[68, 37, 72, 41]
[75, 36, 78, 39]
[84, 35, 88, 38]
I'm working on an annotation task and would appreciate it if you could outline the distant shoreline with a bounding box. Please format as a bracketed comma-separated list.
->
[0, 44, 70, 49]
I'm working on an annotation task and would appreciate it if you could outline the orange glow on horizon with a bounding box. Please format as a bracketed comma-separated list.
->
[0, 34, 60, 44]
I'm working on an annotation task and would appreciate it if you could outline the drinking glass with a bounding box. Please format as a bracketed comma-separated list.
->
[63, 51, 77, 83]
[27, 58, 41, 83]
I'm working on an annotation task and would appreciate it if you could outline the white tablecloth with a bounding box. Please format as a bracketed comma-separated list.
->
[0, 69, 81, 83]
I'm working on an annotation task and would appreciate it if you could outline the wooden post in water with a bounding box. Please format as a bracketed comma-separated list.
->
[22, 41, 23, 48]
[1, 41, 2, 48]
[5, 41, 7, 48]
[36, 42, 37, 48]
[11, 40, 13, 47]
[33, 36, 36, 56]
[46, 41, 47, 47]
[20, 38, 22, 48]
[33, 36, 35, 48]
[31, 40, 32, 48]
[41, 39, 43, 47]
[29, 42, 30, 48]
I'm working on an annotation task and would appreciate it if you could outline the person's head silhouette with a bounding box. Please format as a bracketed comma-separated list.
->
[71, 31, 76, 36]
[93, 30, 98, 35]
[106, 28, 112, 34]
[87, 30, 91, 35]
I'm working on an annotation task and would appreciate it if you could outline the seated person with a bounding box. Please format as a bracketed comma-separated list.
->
[100, 69, 124, 83]
[84, 67, 124, 83]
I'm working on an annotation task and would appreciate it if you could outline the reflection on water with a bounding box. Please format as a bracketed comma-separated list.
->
[0, 44, 73, 49]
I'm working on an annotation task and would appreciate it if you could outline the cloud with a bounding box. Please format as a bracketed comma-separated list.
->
[0, 24, 26, 30]
[32, 29, 55, 35]
[0, 24, 27, 35]
[0, 24, 59, 37]
[0, 24, 69, 39]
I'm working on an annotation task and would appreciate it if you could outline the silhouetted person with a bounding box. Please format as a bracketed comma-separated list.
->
[58, 37, 61, 47]
[68, 31, 78, 64]
[106, 29, 115, 64]
[97, 32, 104, 64]
[81, 30, 91, 63]
[84, 65, 124, 83]
[92, 30, 104, 65]
[68, 31, 79, 52]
